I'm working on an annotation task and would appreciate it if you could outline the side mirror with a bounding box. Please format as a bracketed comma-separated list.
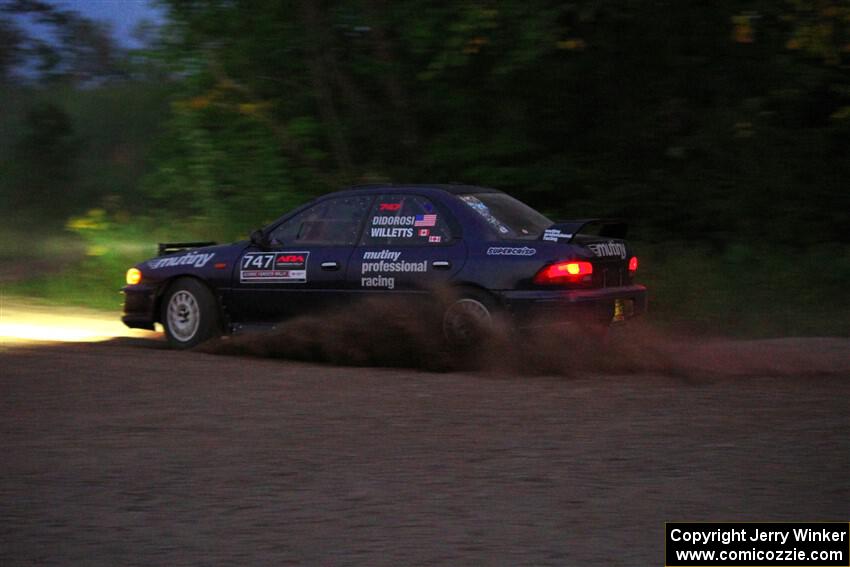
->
[249, 229, 268, 248]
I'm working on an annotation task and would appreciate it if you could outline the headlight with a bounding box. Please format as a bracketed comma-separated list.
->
[126, 268, 142, 285]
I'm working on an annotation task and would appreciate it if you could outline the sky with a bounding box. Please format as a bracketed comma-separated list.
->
[42, 0, 166, 47]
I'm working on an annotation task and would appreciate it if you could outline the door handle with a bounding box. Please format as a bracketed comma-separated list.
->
[321, 261, 340, 271]
[432, 261, 451, 270]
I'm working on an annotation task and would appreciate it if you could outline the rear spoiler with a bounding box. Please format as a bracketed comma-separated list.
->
[541, 219, 628, 243]
[157, 241, 217, 256]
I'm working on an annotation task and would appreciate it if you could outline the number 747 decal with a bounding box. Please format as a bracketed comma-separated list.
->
[240, 251, 309, 283]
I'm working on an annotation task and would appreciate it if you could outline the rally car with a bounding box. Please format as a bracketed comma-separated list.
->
[122, 184, 647, 349]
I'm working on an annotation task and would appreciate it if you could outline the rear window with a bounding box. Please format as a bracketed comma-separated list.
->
[459, 193, 552, 240]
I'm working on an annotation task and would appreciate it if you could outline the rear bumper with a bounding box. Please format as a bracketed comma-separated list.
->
[497, 284, 648, 325]
[121, 284, 158, 330]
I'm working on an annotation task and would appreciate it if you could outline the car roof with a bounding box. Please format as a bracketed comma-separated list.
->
[336, 183, 504, 196]
[266, 183, 509, 236]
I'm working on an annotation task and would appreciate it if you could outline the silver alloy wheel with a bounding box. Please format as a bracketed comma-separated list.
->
[166, 289, 201, 343]
[443, 298, 493, 343]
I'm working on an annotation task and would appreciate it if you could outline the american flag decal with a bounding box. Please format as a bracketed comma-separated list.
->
[414, 214, 437, 227]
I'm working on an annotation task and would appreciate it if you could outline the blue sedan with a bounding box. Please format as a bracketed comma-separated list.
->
[122, 184, 647, 348]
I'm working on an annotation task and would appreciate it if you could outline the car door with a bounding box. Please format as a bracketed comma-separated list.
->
[349, 193, 467, 297]
[230, 194, 373, 323]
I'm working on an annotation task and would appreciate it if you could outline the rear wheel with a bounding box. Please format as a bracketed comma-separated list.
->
[161, 278, 221, 349]
[442, 289, 497, 348]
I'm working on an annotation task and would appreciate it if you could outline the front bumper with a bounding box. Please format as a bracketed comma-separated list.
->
[121, 284, 158, 330]
[498, 284, 648, 326]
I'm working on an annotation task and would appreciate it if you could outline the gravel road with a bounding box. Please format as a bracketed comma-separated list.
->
[1, 337, 848, 566]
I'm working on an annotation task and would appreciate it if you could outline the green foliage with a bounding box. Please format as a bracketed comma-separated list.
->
[132, 0, 850, 249]
[142, 99, 306, 233]
[0, 82, 172, 222]
[784, 0, 850, 65]
[3, 209, 232, 311]
[6, 100, 77, 217]
[639, 241, 850, 337]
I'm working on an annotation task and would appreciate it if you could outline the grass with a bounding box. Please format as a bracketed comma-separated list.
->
[1, 211, 251, 312]
[637, 241, 850, 337]
[1, 220, 157, 312]
[5, 251, 146, 311]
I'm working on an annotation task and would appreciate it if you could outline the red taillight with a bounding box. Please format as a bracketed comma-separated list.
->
[628, 256, 638, 272]
[534, 261, 593, 285]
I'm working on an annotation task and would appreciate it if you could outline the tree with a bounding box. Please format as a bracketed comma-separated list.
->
[145, 0, 848, 243]
[8, 101, 78, 217]
[1, 0, 125, 84]
[0, 14, 25, 82]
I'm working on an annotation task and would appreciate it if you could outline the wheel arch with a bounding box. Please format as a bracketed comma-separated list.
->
[442, 281, 502, 307]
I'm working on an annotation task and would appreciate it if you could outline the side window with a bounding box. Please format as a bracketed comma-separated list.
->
[269, 195, 372, 246]
[360, 194, 452, 246]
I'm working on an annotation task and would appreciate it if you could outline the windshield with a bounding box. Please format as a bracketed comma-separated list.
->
[459, 193, 552, 240]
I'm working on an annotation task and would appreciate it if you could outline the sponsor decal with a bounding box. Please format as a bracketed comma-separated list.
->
[418, 228, 430, 237]
[486, 246, 537, 256]
[379, 203, 402, 211]
[428, 235, 442, 243]
[240, 251, 309, 283]
[543, 228, 573, 242]
[360, 249, 428, 290]
[361, 275, 395, 290]
[276, 253, 306, 264]
[372, 215, 415, 226]
[361, 259, 428, 274]
[363, 250, 401, 261]
[587, 240, 627, 259]
[460, 194, 511, 235]
[414, 214, 437, 227]
[370, 227, 414, 238]
[149, 251, 215, 269]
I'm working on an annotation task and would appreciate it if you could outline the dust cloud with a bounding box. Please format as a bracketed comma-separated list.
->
[200, 297, 451, 370]
[201, 297, 850, 377]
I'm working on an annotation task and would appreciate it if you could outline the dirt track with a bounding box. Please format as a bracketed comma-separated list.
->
[1, 337, 848, 566]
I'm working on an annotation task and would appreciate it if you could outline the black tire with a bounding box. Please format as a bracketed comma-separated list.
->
[441, 288, 497, 348]
[161, 278, 222, 349]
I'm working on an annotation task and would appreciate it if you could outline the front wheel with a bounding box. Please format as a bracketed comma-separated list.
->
[161, 278, 221, 349]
